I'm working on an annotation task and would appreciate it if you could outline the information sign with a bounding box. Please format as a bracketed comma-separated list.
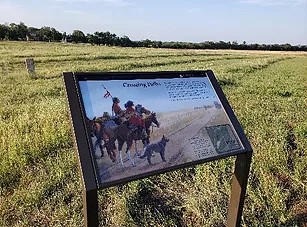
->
[63, 70, 252, 227]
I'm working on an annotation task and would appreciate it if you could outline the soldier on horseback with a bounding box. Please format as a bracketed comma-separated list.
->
[135, 104, 150, 117]
[124, 100, 147, 139]
[112, 97, 123, 116]
[99, 111, 111, 122]
[112, 97, 124, 125]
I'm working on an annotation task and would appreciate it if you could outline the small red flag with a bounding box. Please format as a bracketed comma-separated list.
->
[104, 91, 110, 98]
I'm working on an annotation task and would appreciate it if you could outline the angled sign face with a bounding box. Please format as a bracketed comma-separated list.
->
[64, 70, 252, 190]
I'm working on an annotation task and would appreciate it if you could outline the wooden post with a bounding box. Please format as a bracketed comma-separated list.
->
[226, 152, 252, 227]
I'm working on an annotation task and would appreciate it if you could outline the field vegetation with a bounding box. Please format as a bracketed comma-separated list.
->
[0, 41, 306, 226]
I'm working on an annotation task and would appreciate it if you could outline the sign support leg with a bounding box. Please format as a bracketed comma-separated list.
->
[226, 152, 252, 227]
[83, 188, 98, 227]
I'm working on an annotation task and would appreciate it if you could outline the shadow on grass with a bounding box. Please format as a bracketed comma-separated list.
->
[126, 180, 184, 227]
[281, 212, 307, 227]
[218, 78, 236, 87]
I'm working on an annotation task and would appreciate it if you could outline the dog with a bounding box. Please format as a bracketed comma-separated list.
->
[140, 135, 169, 165]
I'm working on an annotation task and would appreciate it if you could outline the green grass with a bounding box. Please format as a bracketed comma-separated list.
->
[0, 41, 306, 226]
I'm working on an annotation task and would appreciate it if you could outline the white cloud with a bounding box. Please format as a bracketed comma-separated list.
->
[239, 0, 307, 5]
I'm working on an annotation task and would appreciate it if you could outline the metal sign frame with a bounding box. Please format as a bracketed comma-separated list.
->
[63, 70, 252, 227]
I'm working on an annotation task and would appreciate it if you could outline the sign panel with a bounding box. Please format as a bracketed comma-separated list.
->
[64, 71, 251, 189]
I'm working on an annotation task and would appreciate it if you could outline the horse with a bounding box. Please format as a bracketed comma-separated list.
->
[85, 117, 117, 162]
[133, 112, 160, 154]
[102, 112, 160, 168]
[85, 117, 105, 157]
[134, 104, 159, 148]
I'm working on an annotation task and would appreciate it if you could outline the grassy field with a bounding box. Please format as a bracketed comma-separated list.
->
[0, 41, 306, 226]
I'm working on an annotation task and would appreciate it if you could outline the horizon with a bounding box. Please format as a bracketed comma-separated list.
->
[0, 0, 306, 45]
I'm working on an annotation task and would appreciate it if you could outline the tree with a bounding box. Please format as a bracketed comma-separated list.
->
[0, 24, 8, 40]
[38, 26, 53, 41]
[104, 31, 112, 45]
[90, 32, 100, 45]
[281, 43, 292, 51]
[70, 30, 86, 43]
[7, 23, 19, 40]
[141, 39, 153, 47]
[50, 27, 62, 41]
[117, 35, 132, 47]
[151, 40, 162, 48]
[0, 21, 305, 52]
[27, 27, 39, 41]
[17, 22, 27, 40]
[86, 33, 94, 44]
[92, 32, 102, 45]
[217, 41, 228, 49]
[62, 32, 67, 42]
[111, 33, 119, 45]
[250, 43, 259, 50]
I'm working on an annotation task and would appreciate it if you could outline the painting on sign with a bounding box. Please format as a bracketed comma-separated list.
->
[79, 76, 244, 187]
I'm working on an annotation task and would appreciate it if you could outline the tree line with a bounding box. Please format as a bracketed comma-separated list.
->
[0, 22, 306, 51]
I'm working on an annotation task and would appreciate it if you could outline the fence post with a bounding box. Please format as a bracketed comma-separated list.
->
[25, 58, 35, 77]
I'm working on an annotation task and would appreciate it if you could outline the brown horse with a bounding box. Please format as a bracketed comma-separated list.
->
[136, 112, 160, 153]
[103, 112, 160, 168]
[85, 117, 104, 156]
[85, 117, 117, 162]
[135, 105, 159, 150]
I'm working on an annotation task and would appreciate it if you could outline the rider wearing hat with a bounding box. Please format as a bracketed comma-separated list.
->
[124, 100, 147, 139]
[101, 112, 111, 121]
[112, 97, 124, 117]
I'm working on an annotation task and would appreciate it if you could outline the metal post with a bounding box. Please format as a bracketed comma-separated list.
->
[64, 72, 100, 226]
[226, 152, 252, 227]
[83, 188, 98, 227]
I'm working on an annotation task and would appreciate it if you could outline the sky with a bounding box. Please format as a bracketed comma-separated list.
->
[79, 77, 218, 119]
[0, 0, 306, 45]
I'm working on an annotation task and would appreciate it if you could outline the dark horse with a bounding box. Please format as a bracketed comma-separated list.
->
[103, 112, 160, 167]
[85, 117, 117, 162]
[137, 112, 160, 152]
